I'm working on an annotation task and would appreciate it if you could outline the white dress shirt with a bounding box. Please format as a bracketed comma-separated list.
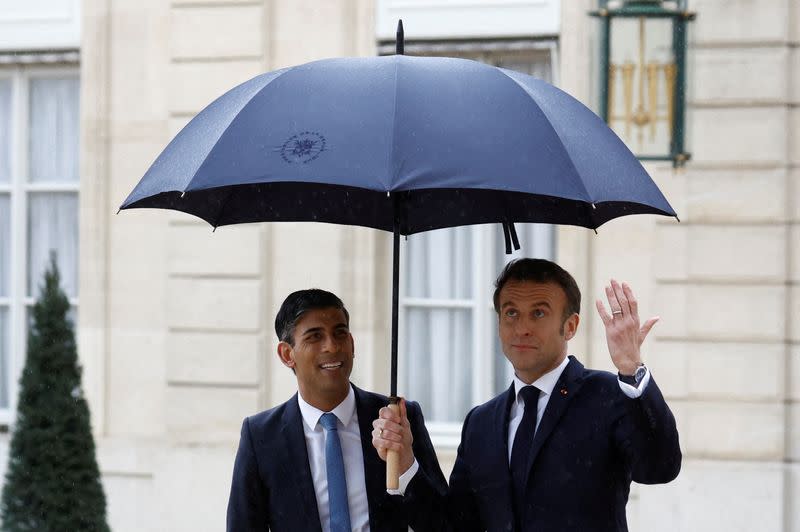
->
[297, 387, 418, 532]
[298, 387, 370, 532]
[507, 356, 651, 463]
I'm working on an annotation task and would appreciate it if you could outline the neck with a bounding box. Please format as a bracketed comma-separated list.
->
[299, 384, 350, 412]
[516, 353, 567, 384]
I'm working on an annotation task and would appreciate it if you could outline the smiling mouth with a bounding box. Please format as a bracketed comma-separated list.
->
[320, 362, 344, 370]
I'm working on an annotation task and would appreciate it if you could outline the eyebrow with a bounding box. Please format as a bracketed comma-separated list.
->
[300, 323, 348, 336]
[500, 300, 552, 309]
[300, 326, 324, 337]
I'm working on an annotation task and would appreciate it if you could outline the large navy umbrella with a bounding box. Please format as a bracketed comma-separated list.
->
[120, 31, 676, 414]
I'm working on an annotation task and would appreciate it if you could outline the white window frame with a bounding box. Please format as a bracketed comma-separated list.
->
[0, 64, 80, 425]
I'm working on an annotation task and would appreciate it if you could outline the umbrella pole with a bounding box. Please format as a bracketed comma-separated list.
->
[387, 20, 405, 490]
[390, 225, 399, 397]
[386, 213, 402, 490]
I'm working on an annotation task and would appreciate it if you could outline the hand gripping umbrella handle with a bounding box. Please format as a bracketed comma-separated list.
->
[386, 396, 401, 490]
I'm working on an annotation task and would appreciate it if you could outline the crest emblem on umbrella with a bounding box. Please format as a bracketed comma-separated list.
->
[280, 131, 326, 164]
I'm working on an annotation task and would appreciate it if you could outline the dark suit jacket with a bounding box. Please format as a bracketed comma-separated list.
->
[226, 383, 448, 531]
[448, 356, 681, 532]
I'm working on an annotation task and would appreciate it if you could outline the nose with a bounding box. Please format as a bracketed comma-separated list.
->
[322, 334, 342, 353]
[514, 316, 534, 337]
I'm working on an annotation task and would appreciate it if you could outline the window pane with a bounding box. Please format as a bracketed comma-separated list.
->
[27, 192, 79, 298]
[0, 307, 8, 408]
[403, 307, 472, 422]
[0, 79, 10, 183]
[28, 76, 80, 183]
[0, 193, 8, 297]
[405, 226, 473, 299]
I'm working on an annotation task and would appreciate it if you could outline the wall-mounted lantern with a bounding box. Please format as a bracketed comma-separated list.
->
[590, 1, 696, 167]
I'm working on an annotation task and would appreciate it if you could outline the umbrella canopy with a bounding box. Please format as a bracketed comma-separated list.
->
[120, 53, 677, 404]
[121, 55, 675, 234]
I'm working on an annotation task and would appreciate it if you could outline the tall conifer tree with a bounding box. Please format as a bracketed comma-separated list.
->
[1, 255, 110, 531]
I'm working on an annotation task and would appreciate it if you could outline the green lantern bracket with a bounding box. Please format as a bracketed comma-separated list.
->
[590, 1, 696, 168]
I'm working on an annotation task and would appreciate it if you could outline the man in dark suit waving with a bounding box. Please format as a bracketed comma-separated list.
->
[375, 258, 681, 532]
[226, 289, 447, 531]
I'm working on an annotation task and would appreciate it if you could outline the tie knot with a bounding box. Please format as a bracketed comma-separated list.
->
[519, 385, 539, 407]
[319, 412, 339, 431]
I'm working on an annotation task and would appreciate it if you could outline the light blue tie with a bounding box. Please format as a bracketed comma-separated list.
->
[320, 413, 352, 532]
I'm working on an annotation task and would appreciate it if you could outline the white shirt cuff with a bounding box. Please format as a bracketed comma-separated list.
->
[618, 367, 651, 398]
[386, 457, 419, 496]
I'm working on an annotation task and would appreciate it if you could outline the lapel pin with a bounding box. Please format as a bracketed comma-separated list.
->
[560, 388, 568, 396]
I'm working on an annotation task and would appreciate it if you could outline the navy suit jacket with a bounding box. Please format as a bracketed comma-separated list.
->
[448, 356, 681, 532]
[226, 384, 448, 531]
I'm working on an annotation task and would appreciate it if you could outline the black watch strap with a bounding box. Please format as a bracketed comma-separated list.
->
[618, 364, 646, 386]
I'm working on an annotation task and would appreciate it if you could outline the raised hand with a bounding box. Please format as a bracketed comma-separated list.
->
[595, 280, 659, 375]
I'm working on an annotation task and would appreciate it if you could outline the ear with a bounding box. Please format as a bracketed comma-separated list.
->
[564, 313, 580, 341]
[277, 341, 295, 369]
[348, 332, 355, 358]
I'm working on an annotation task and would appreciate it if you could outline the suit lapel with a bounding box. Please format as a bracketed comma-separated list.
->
[497, 382, 515, 469]
[524, 356, 586, 482]
[353, 386, 392, 531]
[279, 394, 323, 532]
[493, 384, 516, 519]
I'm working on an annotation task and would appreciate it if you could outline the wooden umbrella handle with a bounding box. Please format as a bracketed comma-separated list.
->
[385, 396, 401, 490]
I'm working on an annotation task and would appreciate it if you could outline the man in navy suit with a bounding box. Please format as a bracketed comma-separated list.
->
[375, 258, 681, 532]
[226, 289, 447, 532]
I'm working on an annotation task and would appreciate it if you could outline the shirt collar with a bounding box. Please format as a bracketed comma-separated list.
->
[297, 385, 356, 431]
[513, 355, 570, 400]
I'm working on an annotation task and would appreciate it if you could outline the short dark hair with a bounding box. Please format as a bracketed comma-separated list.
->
[274, 289, 350, 346]
[493, 258, 581, 320]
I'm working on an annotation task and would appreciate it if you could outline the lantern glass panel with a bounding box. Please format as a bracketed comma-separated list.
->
[607, 16, 674, 157]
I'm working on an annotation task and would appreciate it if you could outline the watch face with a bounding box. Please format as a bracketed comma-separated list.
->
[634, 366, 646, 383]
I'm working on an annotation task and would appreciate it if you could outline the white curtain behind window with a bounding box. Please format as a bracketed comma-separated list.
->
[26, 75, 79, 299]
[28, 77, 80, 183]
[404, 226, 473, 422]
[0, 308, 8, 408]
[0, 194, 8, 297]
[0, 79, 10, 182]
[27, 193, 78, 298]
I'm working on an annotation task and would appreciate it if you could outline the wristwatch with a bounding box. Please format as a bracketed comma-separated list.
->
[618, 363, 647, 387]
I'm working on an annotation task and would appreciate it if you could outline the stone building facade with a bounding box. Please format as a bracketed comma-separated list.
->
[0, 0, 797, 530]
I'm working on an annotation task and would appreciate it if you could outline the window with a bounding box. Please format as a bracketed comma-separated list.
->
[0, 65, 80, 423]
[395, 43, 557, 445]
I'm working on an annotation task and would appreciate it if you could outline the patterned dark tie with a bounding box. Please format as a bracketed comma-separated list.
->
[510, 385, 540, 530]
[320, 413, 352, 532]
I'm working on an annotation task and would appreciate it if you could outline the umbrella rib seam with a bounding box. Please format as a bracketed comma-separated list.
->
[186, 68, 293, 193]
[496, 69, 598, 227]
[387, 58, 400, 194]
